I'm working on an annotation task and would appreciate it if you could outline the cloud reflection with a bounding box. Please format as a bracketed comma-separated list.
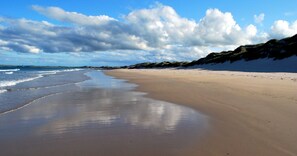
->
[14, 71, 207, 135]
[33, 90, 203, 135]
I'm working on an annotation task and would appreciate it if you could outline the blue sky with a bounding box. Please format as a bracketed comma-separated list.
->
[0, 0, 297, 66]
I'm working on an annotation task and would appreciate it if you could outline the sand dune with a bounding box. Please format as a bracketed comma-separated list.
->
[190, 56, 297, 72]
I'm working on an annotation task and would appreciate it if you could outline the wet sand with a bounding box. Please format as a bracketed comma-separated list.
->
[106, 69, 297, 156]
[0, 71, 208, 156]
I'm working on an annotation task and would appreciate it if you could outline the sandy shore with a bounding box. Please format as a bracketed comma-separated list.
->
[105, 69, 297, 156]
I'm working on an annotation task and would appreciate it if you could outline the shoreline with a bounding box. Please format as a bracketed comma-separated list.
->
[105, 69, 297, 156]
[0, 70, 209, 156]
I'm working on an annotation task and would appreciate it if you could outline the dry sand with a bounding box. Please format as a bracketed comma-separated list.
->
[105, 69, 297, 156]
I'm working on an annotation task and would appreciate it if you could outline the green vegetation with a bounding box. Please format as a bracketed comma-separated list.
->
[122, 34, 297, 69]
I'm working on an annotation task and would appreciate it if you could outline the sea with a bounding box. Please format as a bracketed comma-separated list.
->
[0, 67, 88, 114]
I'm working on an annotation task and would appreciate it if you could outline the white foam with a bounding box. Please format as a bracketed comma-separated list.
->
[0, 69, 20, 72]
[0, 89, 6, 94]
[62, 69, 82, 72]
[38, 68, 82, 75]
[38, 71, 58, 75]
[4, 72, 13, 75]
[0, 74, 43, 88]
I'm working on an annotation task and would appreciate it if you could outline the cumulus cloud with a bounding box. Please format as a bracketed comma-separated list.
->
[125, 4, 197, 48]
[254, 13, 265, 24]
[191, 9, 263, 48]
[270, 20, 297, 38]
[0, 4, 294, 63]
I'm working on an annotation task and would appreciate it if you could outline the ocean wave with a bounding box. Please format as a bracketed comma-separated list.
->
[4, 72, 14, 75]
[62, 69, 82, 72]
[38, 71, 58, 75]
[0, 68, 83, 94]
[5, 82, 76, 93]
[0, 74, 43, 88]
[38, 68, 82, 75]
[0, 69, 20, 72]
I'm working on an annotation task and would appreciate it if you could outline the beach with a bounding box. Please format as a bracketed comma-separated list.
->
[1, 0, 296, 155]
[106, 69, 297, 156]
[1, 68, 297, 156]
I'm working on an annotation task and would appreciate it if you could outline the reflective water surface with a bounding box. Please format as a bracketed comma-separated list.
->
[0, 70, 208, 156]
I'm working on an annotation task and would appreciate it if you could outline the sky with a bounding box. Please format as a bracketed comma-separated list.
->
[0, 0, 297, 66]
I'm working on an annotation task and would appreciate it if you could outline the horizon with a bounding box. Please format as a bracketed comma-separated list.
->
[1, 0, 297, 66]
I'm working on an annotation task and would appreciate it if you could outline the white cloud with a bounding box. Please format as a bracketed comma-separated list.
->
[124, 4, 197, 48]
[21, 45, 42, 53]
[246, 24, 257, 37]
[191, 9, 263, 47]
[1, 4, 293, 63]
[32, 5, 115, 26]
[254, 13, 265, 24]
[270, 20, 297, 38]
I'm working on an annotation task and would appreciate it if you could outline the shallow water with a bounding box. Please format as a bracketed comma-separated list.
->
[0, 70, 208, 156]
[0, 68, 88, 114]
